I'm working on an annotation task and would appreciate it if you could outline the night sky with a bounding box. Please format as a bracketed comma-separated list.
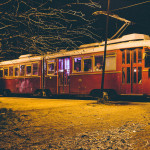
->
[0, 0, 150, 60]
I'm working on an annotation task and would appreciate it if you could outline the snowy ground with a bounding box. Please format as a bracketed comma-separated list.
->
[0, 96, 150, 149]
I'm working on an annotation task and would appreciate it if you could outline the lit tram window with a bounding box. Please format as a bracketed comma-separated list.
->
[4, 68, 8, 77]
[83, 56, 92, 72]
[138, 67, 142, 84]
[64, 58, 70, 74]
[133, 67, 137, 83]
[20, 65, 25, 76]
[9, 66, 13, 76]
[26, 66, 31, 76]
[105, 56, 116, 71]
[0, 68, 3, 77]
[74, 57, 81, 72]
[122, 68, 125, 83]
[58, 59, 63, 72]
[47, 63, 54, 74]
[94, 55, 103, 71]
[33, 63, 38, 75]
[15, 67, 19, 76]
[138, 49, 142, 63]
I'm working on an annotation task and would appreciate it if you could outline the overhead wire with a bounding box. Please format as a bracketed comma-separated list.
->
[109, 1, 150, 39]
[111, 0, 150, 12]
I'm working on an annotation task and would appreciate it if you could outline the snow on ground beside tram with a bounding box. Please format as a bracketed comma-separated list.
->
[0, 96, 150, 149]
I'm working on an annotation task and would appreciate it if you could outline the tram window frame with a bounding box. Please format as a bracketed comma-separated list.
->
[14, 66, 19, 77]
[32, 63, 38, 76]
[138, 67, 142, 84]
[122, 51, 125, 64]
[127, 67, 130, 83]
[133, 67, 137, 83]
[26, 65, 32, 76]
[83, 56, 92, 72]
[133, 49, 136, 64]
[73, 57, 82, 73]
[148, 69, 150, 78]
[105, 54, 116, 71]
[58, 59, 64, 72]
[47, 60, 55, 75]
[144, 48, 150, 68]
[20, 65, 25, 76]
[4, 68, 8, 77]
[0, 68, 4, 77]
[126, 50, 130, 64]
[9, 66, 13, 76]
[94, 55, 103, 72]
[122, 67, 125, 83]
[138, 49, 142, 64]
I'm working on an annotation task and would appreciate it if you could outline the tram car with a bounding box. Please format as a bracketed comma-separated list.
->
[0, 33, 150, 98]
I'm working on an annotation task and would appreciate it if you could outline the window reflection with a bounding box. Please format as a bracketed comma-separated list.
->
[0, 68, 3, 77]
[47, 63, 54, 74]
[84, 58, 92, 72]
[4, 68, 8, 77]
[58, 59, 63, 72]
[26, 66, 31, 76]
[20, 65, 25, 76]
[74, 57, 81, 72]
[15, 67, 19, 76]
[133, 67, 137, 83]
[94, 55, 103, 71]
[33, 63, 38, 75]
[9, 66, 13, 76]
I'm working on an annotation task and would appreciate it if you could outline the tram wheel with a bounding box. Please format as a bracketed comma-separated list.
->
[3, 90, 11, 97]
[34, 90, 43, 97]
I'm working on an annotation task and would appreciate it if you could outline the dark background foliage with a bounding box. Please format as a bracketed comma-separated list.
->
[0, 0, 150, 60]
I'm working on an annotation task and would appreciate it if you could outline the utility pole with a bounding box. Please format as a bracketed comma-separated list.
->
[93, 0, 132, 102]
[100, 0, 110, 101]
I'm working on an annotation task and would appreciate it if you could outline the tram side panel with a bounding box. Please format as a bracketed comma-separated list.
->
[44, 59, 57, 95]
[1, 60, 42, 95]
[44, 76, 57, 94]
[69, 72, 120, 96]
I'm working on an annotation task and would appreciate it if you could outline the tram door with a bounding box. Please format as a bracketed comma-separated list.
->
[58, 57, 70, 94]
[121, 49, 143, 94]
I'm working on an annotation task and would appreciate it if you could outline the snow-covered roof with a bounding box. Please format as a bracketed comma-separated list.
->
[0, 33, 150, 66]
[0, 55, 42, 66]
[46, 33, 150, 59]
[101, 33, 150, 45]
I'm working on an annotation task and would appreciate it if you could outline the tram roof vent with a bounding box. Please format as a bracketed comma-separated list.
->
[79, 43, 100, 49]
[101, 33, 150, 46]
[59, 49, 67, 53]
[19, 54, 36, 59]
[121, 33, 150, 41]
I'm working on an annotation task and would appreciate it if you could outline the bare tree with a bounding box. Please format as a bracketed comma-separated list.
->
[0, 0, 102, 60]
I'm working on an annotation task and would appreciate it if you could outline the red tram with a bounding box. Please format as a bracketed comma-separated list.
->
[1, 33, 150, 98]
